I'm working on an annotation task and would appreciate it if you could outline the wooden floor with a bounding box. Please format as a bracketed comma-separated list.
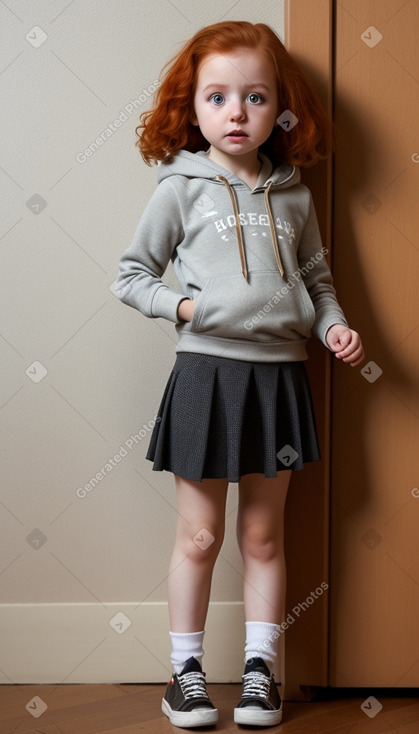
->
[2, 683, 419, 733]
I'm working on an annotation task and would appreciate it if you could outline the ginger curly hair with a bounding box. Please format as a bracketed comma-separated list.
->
[137, 20, 333, 168]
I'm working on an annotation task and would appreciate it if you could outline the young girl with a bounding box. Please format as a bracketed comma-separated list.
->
[116, 20, 364, 728]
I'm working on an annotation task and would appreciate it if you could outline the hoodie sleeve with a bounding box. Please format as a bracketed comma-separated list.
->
[297, 191, 349, 348]
[115, 179, 188, 323]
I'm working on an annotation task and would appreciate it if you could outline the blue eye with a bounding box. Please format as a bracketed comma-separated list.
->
[248, 93, 263, 104]
[210, 93, 225, 105]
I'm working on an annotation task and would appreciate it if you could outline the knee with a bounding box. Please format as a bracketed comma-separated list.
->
[182, 526, 224, 564]
[239, 523, 281, 563]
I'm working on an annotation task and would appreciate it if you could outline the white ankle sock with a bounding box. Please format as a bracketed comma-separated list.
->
[244, 621, 281, 673]
[169, 630, 205, 674]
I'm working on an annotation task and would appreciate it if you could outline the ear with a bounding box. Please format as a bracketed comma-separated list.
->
[190, 112, 199, 126]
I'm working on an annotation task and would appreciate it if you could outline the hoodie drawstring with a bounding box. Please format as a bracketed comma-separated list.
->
[264, 181, 285, 279]
[215, 174, 248, 280]
[215, 175, 285, 281]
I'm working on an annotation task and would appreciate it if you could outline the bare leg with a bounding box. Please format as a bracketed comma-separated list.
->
[237, 471, 292, 623]
[168, 474, 229, 632]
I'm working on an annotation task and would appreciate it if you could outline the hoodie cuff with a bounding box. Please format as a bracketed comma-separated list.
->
[150, 286, 189, 323]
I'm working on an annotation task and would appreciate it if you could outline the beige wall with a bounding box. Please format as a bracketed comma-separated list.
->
[0, 1, 284, 613]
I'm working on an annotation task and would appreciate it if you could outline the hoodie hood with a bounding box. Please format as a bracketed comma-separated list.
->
[157, 149, 300, 189]
[157, 150, 300, 280]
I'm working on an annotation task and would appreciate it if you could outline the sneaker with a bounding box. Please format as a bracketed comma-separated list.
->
[161, 656, 218, 728]
[234, 657, 282, 727]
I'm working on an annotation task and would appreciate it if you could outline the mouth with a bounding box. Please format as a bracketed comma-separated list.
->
[226, 129, 248, 141]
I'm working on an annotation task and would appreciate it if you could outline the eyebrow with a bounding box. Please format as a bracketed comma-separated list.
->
[201, 82, 271, 92]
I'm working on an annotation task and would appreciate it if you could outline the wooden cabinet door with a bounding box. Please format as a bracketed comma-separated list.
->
[284, 0, 334, 699]
[285, 0, 419, 694]
[329, 0, 419, 687]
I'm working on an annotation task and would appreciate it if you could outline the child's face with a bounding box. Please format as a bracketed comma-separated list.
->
[192, 47, 278, 164]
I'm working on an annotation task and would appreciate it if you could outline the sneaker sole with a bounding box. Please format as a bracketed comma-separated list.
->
[234, 705, 282, 726]
[162, 698, 218, 727]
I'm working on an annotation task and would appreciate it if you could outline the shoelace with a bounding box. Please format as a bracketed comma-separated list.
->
[241, 670, 271, 699]
[178, 671, 209, 699]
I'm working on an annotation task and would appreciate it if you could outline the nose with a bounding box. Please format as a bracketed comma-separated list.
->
[228, 99, 246, 122]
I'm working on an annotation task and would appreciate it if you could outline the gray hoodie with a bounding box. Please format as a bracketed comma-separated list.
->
[116, 150, 348, 362]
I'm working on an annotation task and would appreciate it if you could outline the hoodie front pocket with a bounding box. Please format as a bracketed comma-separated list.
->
[189, 271, 315, 343]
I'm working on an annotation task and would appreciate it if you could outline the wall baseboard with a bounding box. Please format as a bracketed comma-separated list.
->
[0, 602, 246, 684]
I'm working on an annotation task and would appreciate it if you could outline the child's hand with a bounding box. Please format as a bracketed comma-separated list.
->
[177, 298, 196, 322]
[326, 324, 365, 366]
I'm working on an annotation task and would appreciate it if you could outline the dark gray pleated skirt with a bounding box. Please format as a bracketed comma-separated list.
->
[146, 352, 320, 482]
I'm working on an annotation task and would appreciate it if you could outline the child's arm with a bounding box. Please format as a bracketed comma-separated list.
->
[297, 190, 364, 365]
[115, 179, 189, 323]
